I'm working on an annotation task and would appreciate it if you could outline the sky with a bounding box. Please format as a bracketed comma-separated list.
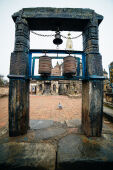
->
[0, 0, 113, 79]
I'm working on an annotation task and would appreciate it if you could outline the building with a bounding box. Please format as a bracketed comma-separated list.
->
[30, 61, 82, 96]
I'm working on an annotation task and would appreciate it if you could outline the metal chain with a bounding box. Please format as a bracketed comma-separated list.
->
[31, 31, 55, 37]
[61, 33, 82, 39]
[31, 31, 82, 39]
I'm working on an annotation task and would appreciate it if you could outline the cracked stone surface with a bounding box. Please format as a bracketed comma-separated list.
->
[30, 120, 54, 130]
[66, 119, 81, 128]
[0, 121, 113, 170]
[57, 134, 113, 170]
[0, 142, 56, 170]
[35, 127, 66, 140]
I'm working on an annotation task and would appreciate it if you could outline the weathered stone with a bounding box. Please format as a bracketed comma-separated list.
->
[35, 127, 66, 140]
[15, 36, 30, 48]
[9, 79, 29, 136]
[86, 53, 103, 76]
[10, 52, 29, 75]
[12, 8, 103, 31]
[0, 142, 56, 170]
[66, 119, 81, 128]
[9, 16, 30, 137]
[82, 16, 103, 136]
[9, 7, 104, 137]
[57, 134, 113, 170]
[82, 81, 103, 136]
[14, 17, 30, 52]
[14, 44, 29, 53]
[30, 120, 54, 130]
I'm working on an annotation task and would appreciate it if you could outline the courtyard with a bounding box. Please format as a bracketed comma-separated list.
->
[0, 95, 82, 129]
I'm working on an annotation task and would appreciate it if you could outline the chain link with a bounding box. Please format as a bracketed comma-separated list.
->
[31, 31, 55, 37]
[31, 31, 82, 39]
[61, 33, 82, 39]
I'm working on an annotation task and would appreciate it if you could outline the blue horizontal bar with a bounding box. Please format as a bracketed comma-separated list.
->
[87, 75, 106, 80]
[7, 75, 27, 80]
[32, 56, 82, 60]
[7, 74, 106, 81]
[30, 49, 84, 55]
[30, 75, 83, 81]
[29, 75, 106, 81]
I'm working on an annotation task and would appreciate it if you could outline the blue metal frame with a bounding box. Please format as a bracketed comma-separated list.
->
[82, 53, 86, 79]
[76, 58, 80, 76]
[29, 52, 32, 76]
[30, 49, 84, 55]
[7, 49, 106, 81]
[32, 58, 35, 76]
[29, 49, 85, 80]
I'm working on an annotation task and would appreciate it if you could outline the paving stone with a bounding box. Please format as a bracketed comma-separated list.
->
[30, 120, 54, 130]
[66, 119, 81, 128]
[57, 134, 113, 170]
[35, 127, 66, 140]
[0, 96, 82, 129]
[0, 142, 56, 170]
[0, 127, 8, 137]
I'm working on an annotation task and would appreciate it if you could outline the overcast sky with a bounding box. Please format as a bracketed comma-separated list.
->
[0, 0, 113, 79]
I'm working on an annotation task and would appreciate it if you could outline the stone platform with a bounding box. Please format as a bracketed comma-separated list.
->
[0, 120, 113, 170]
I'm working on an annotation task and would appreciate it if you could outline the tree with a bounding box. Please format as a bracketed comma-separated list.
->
[0, 75, 9, 86]
[0, 75, 4, 86]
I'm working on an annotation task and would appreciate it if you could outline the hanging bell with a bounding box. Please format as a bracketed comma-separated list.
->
[66, 33, 73, 50]
[53, 31, 63, 46]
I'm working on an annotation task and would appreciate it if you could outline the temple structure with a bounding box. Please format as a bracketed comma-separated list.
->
[30, 62, 82, 95]
[8, 7, 104, 137]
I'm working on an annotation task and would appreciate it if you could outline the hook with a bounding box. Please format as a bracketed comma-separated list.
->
[44, 50, 47, 56]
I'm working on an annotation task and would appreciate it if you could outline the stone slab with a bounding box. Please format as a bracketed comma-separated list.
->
[103, 106, 113, 122]
[0, 142, 56, 170]
[57, 134, 113, 170]
[30, 120, 54, 130]
[12, 8, 103, 31]
[35, 127, 66, 140]
[66, 119, 81, 128]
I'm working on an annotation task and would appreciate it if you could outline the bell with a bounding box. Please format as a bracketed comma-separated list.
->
[53, 31, 63, 46]
[66, 33, 73, 50]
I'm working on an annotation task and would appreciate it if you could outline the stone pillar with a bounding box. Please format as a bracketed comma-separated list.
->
[9, 17, 30, 136]
[82, 17, 103, 136]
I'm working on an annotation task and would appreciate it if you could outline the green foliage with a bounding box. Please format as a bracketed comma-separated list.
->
[0, 75, 9, 86]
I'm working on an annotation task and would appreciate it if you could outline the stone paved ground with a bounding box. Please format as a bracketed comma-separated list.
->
[0, 96, 113, 170]
[0, 95, 82, 128]
[30, 95, 82, 121]
[0, 97, 8, 128]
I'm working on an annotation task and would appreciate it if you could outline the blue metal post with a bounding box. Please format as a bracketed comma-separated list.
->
[82, 53, 86, 79]
[29, 52, 32, 77]
[32, 58, 35, 76]
[76, 58, 80, 76]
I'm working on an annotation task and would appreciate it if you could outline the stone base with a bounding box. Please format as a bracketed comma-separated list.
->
[0, 120, 113, 170]
[57, 134, 113, 170]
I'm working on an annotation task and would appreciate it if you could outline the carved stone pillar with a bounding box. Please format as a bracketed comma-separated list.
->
[82, 17, 103, 136]
[9, 17, 30, 136]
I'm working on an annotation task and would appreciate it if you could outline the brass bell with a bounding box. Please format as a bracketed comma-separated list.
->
[53, 31, 63, 46]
